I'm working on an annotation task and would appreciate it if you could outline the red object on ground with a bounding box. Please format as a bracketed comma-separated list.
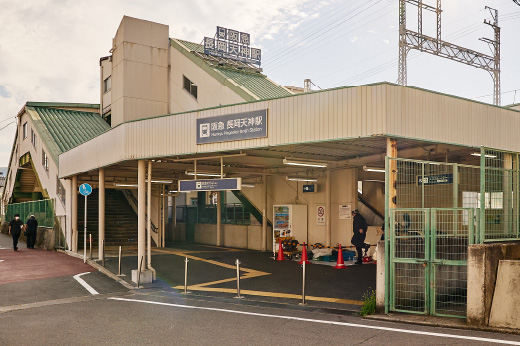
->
[333, 244, 347, 269]
[276, 239, 285, 261]
[363, 256, 372, 263]
[298, 242, 310, 264]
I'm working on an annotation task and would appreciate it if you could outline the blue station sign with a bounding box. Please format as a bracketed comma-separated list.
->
[179, 178, 242, 192]
[197, 109, 267, 144]
[79, 183, 92, 196]
[417, 173, 453, 186]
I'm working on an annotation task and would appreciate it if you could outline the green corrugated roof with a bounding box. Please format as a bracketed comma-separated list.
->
[27, 106, 110, 164]
[174, 39, 292, 100]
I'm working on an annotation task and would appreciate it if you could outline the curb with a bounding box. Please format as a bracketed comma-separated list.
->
[59, 250, 135, 290]
[365, 313, 520, 335]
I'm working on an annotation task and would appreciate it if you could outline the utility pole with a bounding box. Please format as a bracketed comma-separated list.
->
[398, 0, 501, 105]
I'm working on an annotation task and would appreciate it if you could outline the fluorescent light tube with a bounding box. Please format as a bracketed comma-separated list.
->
[363, 166, 385, 173]
[471, 153, 497, 158]
[185, 171, 226, 177]
[283, 158, 327, 168]
[286, 176, 318, 182]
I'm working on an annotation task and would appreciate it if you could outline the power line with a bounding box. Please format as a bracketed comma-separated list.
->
[0, 116, 16, 124]
[0, 121, 15, 131]
[474, 88, 520, 98]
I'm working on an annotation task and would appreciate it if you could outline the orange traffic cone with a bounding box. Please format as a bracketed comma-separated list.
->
[298, 242, 310, 264]
[276, 239, 285, 261]
[334, 244, 346, 269]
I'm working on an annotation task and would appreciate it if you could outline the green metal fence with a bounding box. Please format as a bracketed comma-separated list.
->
[176, 203, 251, 225]
[5, 199, 54, 228]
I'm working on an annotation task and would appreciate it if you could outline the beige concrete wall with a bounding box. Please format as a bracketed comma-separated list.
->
[111, 16, 169, 126]
[488, 260, 520, 329]
[101, 58, 112, 114]
[467, 242, 520, 326]
[237, 169, 361, 248]
[169, 46, 246, 114]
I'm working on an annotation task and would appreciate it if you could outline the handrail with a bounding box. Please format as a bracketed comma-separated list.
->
[122, 189, 158, 233]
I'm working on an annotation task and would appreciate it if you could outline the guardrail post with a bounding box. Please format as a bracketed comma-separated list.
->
[89, 234, 92, 259]
[234, 259, 244, 299]
[117, 246, 124, 276]
[182, 257, 190, 294]
[299, 261, 307, 305]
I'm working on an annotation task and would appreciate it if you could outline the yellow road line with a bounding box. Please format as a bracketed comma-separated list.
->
[172, 286, 363, 306]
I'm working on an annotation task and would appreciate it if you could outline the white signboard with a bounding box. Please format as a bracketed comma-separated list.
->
[339, 204, 351, 220]
[316, 205, 326, 226]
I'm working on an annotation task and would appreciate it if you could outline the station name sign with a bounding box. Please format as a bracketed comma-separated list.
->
[197, 109, 267, 144]
[204, 26, 261, 66]
[179, 178, 242, 192]
[417, 173, 453, 186]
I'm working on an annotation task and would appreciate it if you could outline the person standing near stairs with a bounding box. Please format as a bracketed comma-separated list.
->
[351, 209, 370, 264]
[8, 214, 24, 251]
[25, 215, 38, 249]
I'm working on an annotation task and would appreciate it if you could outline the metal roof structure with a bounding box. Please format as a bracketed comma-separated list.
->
[173, 39, 292, 100]
[27, 106, 110, 164]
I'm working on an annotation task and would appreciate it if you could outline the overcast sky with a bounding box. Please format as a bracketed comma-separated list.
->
[0, 0, 519, 167]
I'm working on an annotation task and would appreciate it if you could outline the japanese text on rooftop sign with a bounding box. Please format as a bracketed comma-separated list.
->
[197, 109, 267, 144]
[204, 26, 261, 66]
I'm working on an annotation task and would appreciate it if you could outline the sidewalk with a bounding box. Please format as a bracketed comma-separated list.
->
[83, 241, 376, 312]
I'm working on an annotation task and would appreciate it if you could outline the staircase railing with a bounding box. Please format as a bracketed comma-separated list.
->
[122, 189, 158, 233]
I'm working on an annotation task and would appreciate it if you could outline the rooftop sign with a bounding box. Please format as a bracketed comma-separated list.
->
[197, 109, 267, 144]
[204, 26, 261, 66]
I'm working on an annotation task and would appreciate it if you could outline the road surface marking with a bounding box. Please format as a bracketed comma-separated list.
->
[109, 297, 520, 345]
[171, 286, 364, 305]
[73, 272, 99, 295]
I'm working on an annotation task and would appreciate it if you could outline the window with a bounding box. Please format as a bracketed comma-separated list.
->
[56, 177, 66, 206]
[462, 191, 504, 224]
[42, 149, 49, 172]
[31, 129, 36, 149]
[103, 76, 111, 93]
[22, 122, 27, 139]
[183, 75, 198, 100]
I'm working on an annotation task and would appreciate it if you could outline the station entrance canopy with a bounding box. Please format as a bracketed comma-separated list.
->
[58, 83, 520, 183]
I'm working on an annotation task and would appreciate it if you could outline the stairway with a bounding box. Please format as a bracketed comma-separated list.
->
[77, 189, 138, 247]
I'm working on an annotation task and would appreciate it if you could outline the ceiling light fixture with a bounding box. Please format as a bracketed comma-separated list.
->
[471, 153, 497, 158]
[241, 184, 255, 188]
[115, 183, 138, 187]
[286, 176, 318, 182]
[363, 166, 385, 173]
[283, 158, 327, 168]
[185, 171, 226, 177]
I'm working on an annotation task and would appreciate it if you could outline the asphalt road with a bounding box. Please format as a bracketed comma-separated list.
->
[1, 290, 520, 345]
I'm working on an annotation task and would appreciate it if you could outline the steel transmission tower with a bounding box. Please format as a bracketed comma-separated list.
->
[398, 0, 501, 105]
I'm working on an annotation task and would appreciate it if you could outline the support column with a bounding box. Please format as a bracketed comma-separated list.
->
[171, 195, 176, 242]
[262, 175, 267, 251]
[98, 168, 105, 261]
[147, 161, 156, 279]
[387, 138, 398, 209]
[72, 175, 78, 252]
[216, 192, 222, 246]
[162, 185, 166, 247]
[384, 137, 397, 314]
[503, 153, 512, 237]
[138, 160, 146, 272]
[325, 169, 331, 247]
[132, 160, 152, 283]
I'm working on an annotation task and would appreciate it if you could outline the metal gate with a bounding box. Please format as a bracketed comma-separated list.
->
[389, 208, 474, 318]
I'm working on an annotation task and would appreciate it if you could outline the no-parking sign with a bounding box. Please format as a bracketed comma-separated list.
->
[316, 205, 326, 226]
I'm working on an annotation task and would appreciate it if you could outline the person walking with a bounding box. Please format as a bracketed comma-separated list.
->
[8, 214, 24, 251]
[25, 215, 38, 249]
[351, 209, 370, 265]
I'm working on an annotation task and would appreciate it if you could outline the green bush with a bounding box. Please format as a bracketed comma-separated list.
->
[360, 289, 376, 316]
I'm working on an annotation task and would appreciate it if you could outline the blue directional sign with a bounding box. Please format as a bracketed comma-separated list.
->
[179, 178, 242, 192]
[79, 183, 92, 196]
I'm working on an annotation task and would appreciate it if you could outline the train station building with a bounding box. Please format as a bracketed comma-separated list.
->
[2, 16, 520, 327]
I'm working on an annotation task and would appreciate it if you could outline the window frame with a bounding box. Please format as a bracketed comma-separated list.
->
[103, 76, 112, 94]
[42, 149, 49, 172]
[31, 129, 37, 149]
[22, 122, 28, 139]
[182, 75, 198, 100]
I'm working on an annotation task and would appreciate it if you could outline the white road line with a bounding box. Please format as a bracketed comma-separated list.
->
[73, 272, 99, 295]
[109, 297, 520, 345]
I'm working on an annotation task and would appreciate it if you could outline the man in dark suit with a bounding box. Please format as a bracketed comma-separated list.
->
[8, 214, 24, 251]
[25, 215, 38, 249]
[351, 210, 370, 264]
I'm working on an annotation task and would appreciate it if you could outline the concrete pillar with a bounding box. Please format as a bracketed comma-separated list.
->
[72, 175, 78, 252]
[98, 168, 105, 261]
[325, 169, 331, 247]
[171, 195, 176, 241]
[147, 161, 152, 267]
[138, 160, 146, 270]
[262, 175, 267, 251]
[216, 192, 222, 246]
[162, 185, 166, 247]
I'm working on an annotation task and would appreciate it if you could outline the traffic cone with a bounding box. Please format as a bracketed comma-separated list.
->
[333, 244, 346, 269]
[276, 239, 285, 261]
[298, 242, 310, 264]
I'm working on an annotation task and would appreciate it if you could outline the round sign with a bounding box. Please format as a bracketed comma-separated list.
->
[79, 183, 92, 196]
